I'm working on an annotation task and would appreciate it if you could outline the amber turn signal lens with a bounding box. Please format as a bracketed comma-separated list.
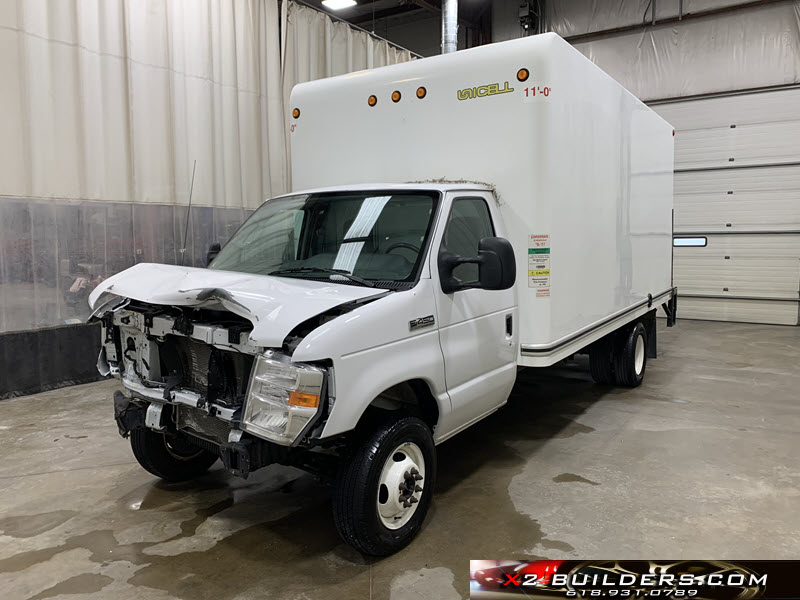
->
[368, 94, 377, 106]
[416, 86, 427, 99]
[289, 391, 319, 408]
[391, 90, 401, 103]
[292, 108, 300, 118]
[516, 68, 529, 82]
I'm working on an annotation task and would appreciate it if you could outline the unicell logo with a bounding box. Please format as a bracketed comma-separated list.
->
[457, 81, 514, 101]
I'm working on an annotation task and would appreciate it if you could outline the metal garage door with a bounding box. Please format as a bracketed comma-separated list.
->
[652, 88, 800, 325]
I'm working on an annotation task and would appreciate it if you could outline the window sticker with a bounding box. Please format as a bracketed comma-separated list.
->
[528, 234, 550, 297]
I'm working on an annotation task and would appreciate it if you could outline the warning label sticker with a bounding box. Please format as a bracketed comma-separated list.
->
[528, 234, 550, 296]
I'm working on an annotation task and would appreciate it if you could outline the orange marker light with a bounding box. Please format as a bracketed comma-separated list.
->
[392, 90, 401, 103]
[517, 68, 530, 82]
[289, 391, 319, 408]
[416, 86, 427, 99]
[292, 108, 300, 119]
[368, 94, 378, 106]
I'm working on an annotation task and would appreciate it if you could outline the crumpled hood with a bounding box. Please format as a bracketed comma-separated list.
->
[88, 263, 388, 348]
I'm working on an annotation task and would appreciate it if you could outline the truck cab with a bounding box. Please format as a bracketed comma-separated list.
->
[91, 183, 518, 555]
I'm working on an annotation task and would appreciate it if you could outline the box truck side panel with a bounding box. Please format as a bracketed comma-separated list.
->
[289, 33, 674, 363]
[509, 37, 674, 362]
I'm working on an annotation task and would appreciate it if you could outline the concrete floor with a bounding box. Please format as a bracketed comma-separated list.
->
[1, 320, 798, 600]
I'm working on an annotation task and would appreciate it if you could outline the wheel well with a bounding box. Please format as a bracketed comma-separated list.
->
[357, 380, 440, 433]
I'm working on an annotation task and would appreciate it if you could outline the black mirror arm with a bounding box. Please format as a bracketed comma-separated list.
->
[439, 252, 484, 293]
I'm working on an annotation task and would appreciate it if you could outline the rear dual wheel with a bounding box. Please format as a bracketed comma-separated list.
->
[589, 322, 647, 387]
[614, 322, 647, 387]
[589, 335, 616, 384]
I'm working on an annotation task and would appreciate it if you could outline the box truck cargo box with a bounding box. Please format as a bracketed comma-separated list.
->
[89, 33, 676, 556]
[290, 32, 675, 366]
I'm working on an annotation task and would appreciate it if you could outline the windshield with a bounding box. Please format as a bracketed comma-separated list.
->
[209, 191, 439, 286]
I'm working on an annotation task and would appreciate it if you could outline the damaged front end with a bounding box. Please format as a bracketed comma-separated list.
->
[95, 300, 336, 479]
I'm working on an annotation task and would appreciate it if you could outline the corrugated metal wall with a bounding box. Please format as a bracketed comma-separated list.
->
[653, 88, 800, 324]
[525, 0, 800, 325]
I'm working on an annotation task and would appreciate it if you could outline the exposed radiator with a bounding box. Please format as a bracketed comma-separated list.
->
[175, 404, 231, 445]
[176, 337, 211, 391]
[160, 336, 254, 405]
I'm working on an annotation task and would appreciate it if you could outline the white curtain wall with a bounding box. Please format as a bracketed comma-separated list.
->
[1, 0, 285, 209]
[282, 1, 413, 103]
[0, 0, 413, 334]
[281, 1, 414, 177]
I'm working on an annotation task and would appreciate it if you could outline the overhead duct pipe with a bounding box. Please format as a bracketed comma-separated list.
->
[442, 0, 458, 54]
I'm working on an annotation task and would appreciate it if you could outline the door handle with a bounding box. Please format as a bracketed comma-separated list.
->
[505, 314, 513, 337]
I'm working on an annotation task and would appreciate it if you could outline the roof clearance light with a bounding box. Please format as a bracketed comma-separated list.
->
[292, 108, 300, 119]
[392, 91, 401, 103]
[368, 94, 377, 106]
[321, 0, 357, 10]
[517, 68, 530, 82]
[416, 86, 427, 99]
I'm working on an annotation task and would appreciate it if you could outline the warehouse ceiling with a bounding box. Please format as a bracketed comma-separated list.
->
[302, 0, 490, 35]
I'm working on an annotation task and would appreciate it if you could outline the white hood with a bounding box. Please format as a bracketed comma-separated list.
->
[88, 263, 387, 348]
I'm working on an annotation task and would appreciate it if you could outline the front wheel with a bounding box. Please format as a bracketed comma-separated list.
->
[130, 428, 218, 482]
[332, 416, 436, 556]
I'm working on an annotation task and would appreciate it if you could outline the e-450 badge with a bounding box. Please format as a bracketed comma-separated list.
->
[409, 315, 435, 331]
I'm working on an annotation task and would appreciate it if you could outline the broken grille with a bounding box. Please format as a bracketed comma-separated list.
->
[175, 404, 231, 445]
[159, 336, 254, 406]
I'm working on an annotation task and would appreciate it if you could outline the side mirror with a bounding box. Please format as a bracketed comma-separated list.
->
[477, 237, 516, 290]
[206, 242, 221, 266]
[438, 236, 516, 293]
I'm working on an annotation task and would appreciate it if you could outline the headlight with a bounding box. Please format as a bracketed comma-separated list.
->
[242, 352, 325, 445]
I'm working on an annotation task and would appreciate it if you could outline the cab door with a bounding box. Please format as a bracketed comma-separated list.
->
[431, 192, 518, 438]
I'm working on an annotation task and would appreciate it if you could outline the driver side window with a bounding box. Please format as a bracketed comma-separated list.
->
[442, 197, 495, 283]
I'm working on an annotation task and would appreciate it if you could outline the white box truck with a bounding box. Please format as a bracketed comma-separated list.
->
[89, 33, 676, 555]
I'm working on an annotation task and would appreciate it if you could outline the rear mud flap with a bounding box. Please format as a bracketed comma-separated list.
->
[661, 289, 678, 327]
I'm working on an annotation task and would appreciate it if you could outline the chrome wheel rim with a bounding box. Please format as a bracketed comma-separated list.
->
[377, 442, 425, 530]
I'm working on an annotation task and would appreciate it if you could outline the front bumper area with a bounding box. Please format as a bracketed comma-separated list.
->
[112, 390, 336, 479]
[113, 390, 146, 437]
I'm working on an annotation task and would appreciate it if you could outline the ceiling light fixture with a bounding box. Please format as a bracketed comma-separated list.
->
[322, 0, 357, 9]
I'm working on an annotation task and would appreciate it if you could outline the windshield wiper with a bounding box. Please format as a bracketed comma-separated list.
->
[268, 267, 376, 287]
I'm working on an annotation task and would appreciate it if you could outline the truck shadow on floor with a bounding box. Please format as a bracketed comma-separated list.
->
[436, 356, 606, 495]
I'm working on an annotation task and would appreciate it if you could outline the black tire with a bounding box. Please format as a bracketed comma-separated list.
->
[589, 334, 617, 384]
[130, 428, 218, 482]
[332, 416, 436, 556]
[613, 322, 647, 387]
